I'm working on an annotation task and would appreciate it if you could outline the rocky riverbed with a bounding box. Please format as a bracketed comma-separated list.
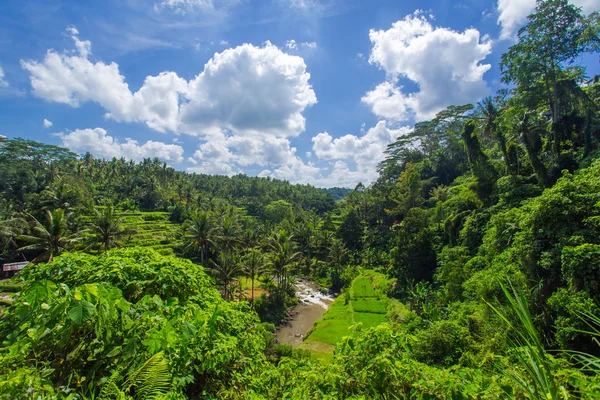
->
[275, 279, 335, 346]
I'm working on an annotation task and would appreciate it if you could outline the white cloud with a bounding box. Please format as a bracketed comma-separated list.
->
[312, 120, 411, 180]
[362, 81, 411, 120]
[364, 12, 492, 122]
[256, 120, 411, 188]
[286, 40, 298, 50]
[286, 40, 317, 51]
[188, 132, 310, 176]
[497, 0, 600, 40]
[220, 40, 230, 45]
[43, 119, 53, 128]
[290, 0, 319, 8]
[258, 157, 321, 183]
[157, 0, 233, 14]
[0, 65, 8, 88]
[57, 128, 184, 163]
[180, 42, 316, 137]
[22, 30, 316, 139]
[65, 26, 79, 36]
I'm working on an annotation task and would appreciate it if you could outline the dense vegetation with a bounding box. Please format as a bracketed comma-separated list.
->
[1, 0, 600, 398]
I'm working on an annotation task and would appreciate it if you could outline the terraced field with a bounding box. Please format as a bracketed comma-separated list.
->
[301, 271, 393, 354]
[119, 212, 181, 256]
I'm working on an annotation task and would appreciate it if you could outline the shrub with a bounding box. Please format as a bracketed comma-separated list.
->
[412, 320, 470, 366]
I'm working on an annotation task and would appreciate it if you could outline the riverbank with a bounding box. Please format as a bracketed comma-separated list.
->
[275, 278, 335, 346]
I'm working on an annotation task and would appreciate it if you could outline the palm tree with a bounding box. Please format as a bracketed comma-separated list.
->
[327, 239, 348, 274]
[183, 211, 217, 265]
[0, 217, 26, 250]
[210, 251, 242, 300]
[243, 248, 265, 303]
[88, 206, 128, 253]
[478, 97, 512, 174]
[265, 232, 302, 287]
[218, 214, 240, 251]
[17, 209, 83, 263]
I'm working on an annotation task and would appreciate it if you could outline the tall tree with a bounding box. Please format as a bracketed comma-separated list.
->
[17, 209, 83, 263]
[183, 211, 218, 265]
[461, 120, 498, 202]
[265, 232, 301, 287]
[327, 239, 348, 291]
[243, 248, 265, 303]
[210, 251, 242, 300]
[87, 206, 128, 253]
[501, 0, 598, 158]
[477, 97, 513, 175]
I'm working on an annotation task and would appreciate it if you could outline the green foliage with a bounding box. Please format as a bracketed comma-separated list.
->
[1, 4, 600, 397]
[22, 248, 216, 303]
[0, 248, 268, 399]
[412, 320, 470, 367]
[390, 208, 437, 283]
[263, 200, 293, 224]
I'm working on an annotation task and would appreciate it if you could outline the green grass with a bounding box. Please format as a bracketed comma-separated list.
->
[351, 277, 379, 298]
[305, 300, 354, 346]
[351, 299, 388, 314]
[354, 312, 387, 327]
[305, 274, 398, 351]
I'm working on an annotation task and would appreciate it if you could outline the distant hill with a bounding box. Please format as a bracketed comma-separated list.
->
[324, 187, 352, 200]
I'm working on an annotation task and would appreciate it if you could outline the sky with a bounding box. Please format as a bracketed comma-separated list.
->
[0, 0, 599, 188]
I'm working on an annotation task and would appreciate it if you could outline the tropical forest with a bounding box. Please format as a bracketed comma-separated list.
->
[1, 0, 600, 399]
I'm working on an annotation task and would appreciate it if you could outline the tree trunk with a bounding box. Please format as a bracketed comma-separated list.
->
[522, 122, 551, 188]
[552, 81, 561, 157]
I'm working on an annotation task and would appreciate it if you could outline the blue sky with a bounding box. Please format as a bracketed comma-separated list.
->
[0, 0, 598, 187]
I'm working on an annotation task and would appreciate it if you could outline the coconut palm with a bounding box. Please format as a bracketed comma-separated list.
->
[88, 205, 129, 252]
[218, 214, 241, 251]
[17, 209, 84, 263]
[183, 211, 218, 265]
[0, 216, 26, 250]
[210, 251, 242, 300]
[243, 248, 265, 303]
[327, 239, 348, 274]
[478, 96, 512, 174]
[265, 232, 302, 287]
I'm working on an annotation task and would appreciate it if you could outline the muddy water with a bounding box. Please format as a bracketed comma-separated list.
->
[275, 279, 335, 346]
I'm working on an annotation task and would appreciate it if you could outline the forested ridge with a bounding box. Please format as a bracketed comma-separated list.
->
[2, 0, 600, 398]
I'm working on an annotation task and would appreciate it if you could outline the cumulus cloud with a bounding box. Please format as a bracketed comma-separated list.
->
[22, 29, 316, 138]
[179, 42, 316, 137]
[0, 65, 8, 88]
[188, 132, 311, 177]
[497, 0, 600, 40]
[57, 128, 184, 163]
[363, 12, 492, 122]
[312, 120, 411, 181]
[256, 121, 411, 188]
[43, 119, 53, 128]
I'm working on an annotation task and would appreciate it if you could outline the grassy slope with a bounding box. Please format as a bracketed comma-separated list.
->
[120, 212, 180, 256]
[302, 271, 395, 356]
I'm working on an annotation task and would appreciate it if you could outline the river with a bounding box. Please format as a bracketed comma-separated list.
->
[275, 278, 335, 346]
